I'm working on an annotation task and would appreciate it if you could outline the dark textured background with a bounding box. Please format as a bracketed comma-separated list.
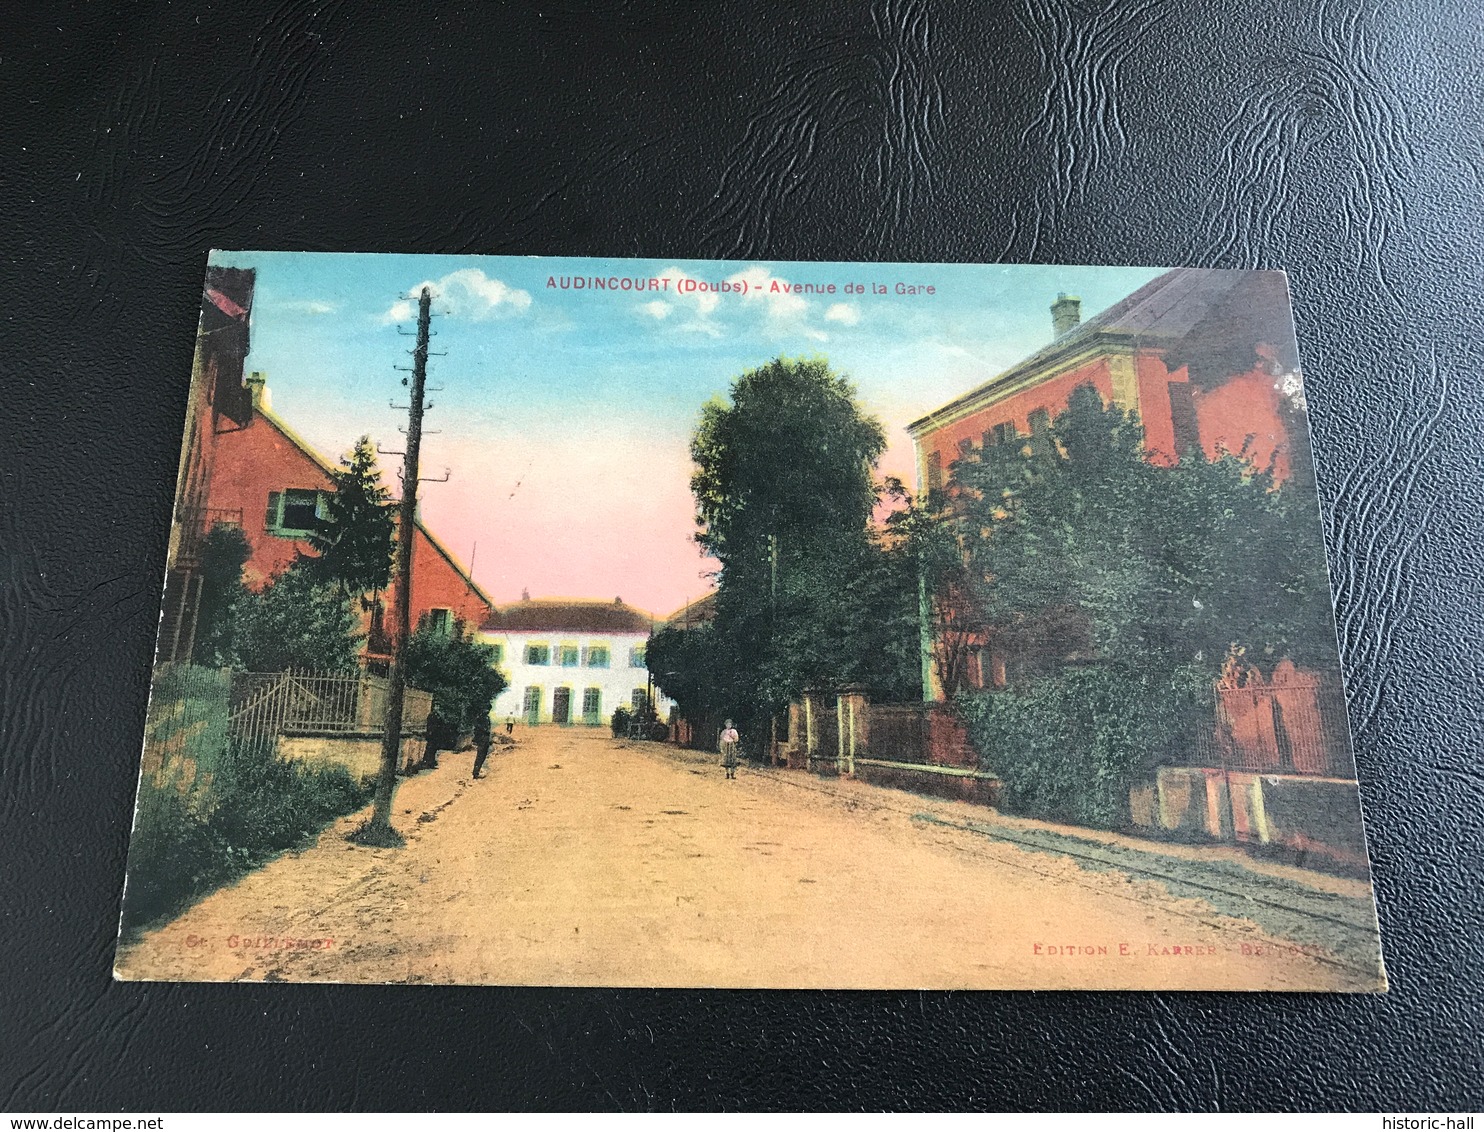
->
[3, 0, 1482, 1112]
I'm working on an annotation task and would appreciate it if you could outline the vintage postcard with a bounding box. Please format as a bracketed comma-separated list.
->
[115, 253, 1387, 990]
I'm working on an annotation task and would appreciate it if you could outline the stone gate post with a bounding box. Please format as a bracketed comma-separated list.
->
[838, 684, 871, 777]
[802, 687, 829, 774]
[784, 701, 804, 769]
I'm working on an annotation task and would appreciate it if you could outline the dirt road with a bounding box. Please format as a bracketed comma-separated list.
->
[115, 728, 1386, 989]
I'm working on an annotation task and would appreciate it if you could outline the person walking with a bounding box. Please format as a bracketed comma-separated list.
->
[421, 706, 456, 770]
[720, 719, 740, 779]
[471, 711, 493, 779]
[505, 715, 515, 737]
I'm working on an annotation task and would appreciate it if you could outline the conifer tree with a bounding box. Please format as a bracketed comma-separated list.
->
[307, 436, 395, 609]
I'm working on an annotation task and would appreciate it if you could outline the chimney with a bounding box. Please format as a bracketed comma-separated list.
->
[1051, 293, 1081, 341]
[520, 588, 530, 602]
[245, 371, 269, 409]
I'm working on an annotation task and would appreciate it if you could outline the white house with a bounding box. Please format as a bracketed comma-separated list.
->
[480, 596, 674, 727]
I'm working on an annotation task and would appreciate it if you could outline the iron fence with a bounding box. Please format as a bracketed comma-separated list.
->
[227, 669, 433, 744]
[869, 703, 931, 764]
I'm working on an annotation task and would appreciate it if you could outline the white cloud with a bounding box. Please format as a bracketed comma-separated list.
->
[657, 265, 721, 317]
[279, 299, 340, 316]
[726, 265, 835, 341]
[824, 302, 861, 326]
[633, 267, 727, 336]
[728, 265, 808, 323]
[382, 268, 532, 323]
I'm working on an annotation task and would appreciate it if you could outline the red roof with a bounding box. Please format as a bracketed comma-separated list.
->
[907, 268, 1289, 435]
[204, 286, 249, 320]
[663, 592, 717, 627]
[482, 598, 656, 634]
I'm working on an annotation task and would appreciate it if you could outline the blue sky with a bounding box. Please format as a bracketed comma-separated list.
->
[210, 251, 1162, 614]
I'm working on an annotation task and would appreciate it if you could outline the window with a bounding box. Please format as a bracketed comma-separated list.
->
[424, 608, 452, 636]
[281, 489, 320, 531]
[585, 645, 610, 668]
[1026, 409, 1052, 457]
[264, 488, 327, 537]
[628, 645, 645, 668]
[525, 643, 550, 666]
[984, 422, 1017, 448]
[582, 687, 601, 723]
[926, 451, 943, 491]
[489, 643, 503, 665]
[1169, 382, 1200, 458]
[523, 686, 542, 723]
[559, 644, 580, 667]
[631, 688, 648, 713]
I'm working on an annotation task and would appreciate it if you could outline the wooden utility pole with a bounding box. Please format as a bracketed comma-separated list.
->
[360, 287, 433, 845]
[768, 530, 779, 763]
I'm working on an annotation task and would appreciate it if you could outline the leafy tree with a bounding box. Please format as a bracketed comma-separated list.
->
[947, 382, 1337, 826]
[881, 477, 983, 698]
[306, 436, 394, 605]
[191, 523, 251, 668]
[403, 614, 507, 736]
[691, 356, 885, 564]
[233, 562, 362, 672]
[953, 383, 1334, 679]
[664, 356, 918, 752]
[648, 622, 730, 747]
[763, 525, 921, 702]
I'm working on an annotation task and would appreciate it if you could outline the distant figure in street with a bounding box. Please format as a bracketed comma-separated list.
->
[472, 712, 493, 779]
[505, 716, 515, 737]
[720, 719, 740, 779]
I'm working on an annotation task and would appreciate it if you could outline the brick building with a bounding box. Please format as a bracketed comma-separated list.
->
[159, 266, 258, 663]
[909, 268, 1307, 496]
[197, 372, 493, 664]
[907, 267, 1312, 698]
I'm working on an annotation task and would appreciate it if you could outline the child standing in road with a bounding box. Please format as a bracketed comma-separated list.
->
[720, 720, 740, 779]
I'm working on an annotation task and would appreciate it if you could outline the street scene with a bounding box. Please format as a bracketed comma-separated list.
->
[115, 728, 1384, 990]
[116, 253, 1387, 990]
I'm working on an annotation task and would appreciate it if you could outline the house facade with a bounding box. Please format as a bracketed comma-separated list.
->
[906, 268, 1311, 699]
[160, 266, 258, 663]
[480, 597, 674, 726]
[902, 268, 1360, 829]
[908, 268, 1306, 499]
[202, 373, 493, 661]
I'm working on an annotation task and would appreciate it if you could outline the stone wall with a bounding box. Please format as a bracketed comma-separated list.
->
[853, 760, 1003, 807]
[1132, 766, 1370, 874]
[279, 733, 425, 779]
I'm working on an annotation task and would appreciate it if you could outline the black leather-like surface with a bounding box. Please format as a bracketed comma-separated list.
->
[3, 0, 1481, 1112]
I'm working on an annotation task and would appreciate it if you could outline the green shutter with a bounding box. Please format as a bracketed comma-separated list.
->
[265, 491, 281, 531]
